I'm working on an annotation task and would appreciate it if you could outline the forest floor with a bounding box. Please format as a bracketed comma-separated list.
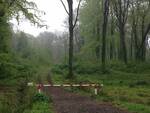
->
[43, 86, 131, 113]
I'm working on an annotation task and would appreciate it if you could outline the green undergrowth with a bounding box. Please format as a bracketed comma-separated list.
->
[0, 90, 17, 113]
[0, 53, 37, 87]
[0, 86, 36, 113]
[28, 66, 51, 84]
[24, 93, 53, 113]
[118, 102, 150, 113]
[52, 60, 150, 75]
[24, 101, 53, 113]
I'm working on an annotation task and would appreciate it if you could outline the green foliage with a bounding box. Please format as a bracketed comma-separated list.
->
[33, 93, 50, 103]
[110, 61, 150, 74]
[119, 102, 150, 113]
[0, 17, 11, 53]
[0, 1, 50, 113]
[0, 91, 17, 113]
[0, 87, 36, 113]
[24, 93, 53, 113]
[75, 62, 102, 74]
[24, 101, 53, 113]
[0, 53, 34, 82]
[51, 64, 68, 74]
[3, 0, 46, 27]
[52, 60, 110, 75]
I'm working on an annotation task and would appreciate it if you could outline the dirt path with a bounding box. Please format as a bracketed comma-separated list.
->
[43, 87, 131, 113]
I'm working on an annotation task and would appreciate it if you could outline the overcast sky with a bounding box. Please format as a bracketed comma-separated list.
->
[12, 0, 78, 37]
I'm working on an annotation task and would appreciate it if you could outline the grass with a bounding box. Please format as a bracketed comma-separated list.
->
[118, 102, 150, 113]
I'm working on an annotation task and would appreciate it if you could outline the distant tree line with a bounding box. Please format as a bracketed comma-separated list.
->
[79, 0, 150, 71]
[12, 31, 69, 64]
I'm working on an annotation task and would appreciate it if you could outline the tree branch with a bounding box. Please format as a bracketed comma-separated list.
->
[8, 0, 16, 8]
[60, 0, 69, 15]
[113, 1, 119, 20]
[73, 0, 82, 29]
[123, 0, 130, 24]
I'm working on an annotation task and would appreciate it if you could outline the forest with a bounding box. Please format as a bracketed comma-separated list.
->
[0, 0, 150, 113]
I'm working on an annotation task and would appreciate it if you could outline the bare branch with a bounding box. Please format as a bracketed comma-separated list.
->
[123, 0, 130, 24]
[73, 0, 82, 29]
[113, 0, 119, 20]
[60, 0, 69, 15]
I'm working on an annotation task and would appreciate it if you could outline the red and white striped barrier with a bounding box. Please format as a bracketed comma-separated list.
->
[27, 83, 103, 95]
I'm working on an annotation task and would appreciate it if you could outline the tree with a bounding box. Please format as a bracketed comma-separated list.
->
[79, 0, 103, 59]
[130, 0, 150, 61]
[0, 0, 46, 53]
[60, 0, 82, 78]
[112, 0, 130, 64]
[78, 0, 150, 69]
[9, 0, 46, 27]
[101, 0, 110, 72]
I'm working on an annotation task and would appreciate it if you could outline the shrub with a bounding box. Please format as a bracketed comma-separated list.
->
[0, 53, 34, 84]
[51, 64, 65, 74]
[33, 93, 50, 103]
[129, 80, 149, 88]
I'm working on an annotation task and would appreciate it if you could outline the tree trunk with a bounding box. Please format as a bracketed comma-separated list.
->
[96, 22, 100, 59]
[67, 0, 74, 78]
[110, 17, 115, 60]
[102, 0, 109, 72]
[130, 33, 134, 60]
[141, 41, 146, 61]
[132, 20, 140, 61]
[119, 25, 127, 64]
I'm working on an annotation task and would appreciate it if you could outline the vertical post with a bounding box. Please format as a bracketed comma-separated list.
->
[38, 88, 41, 93]
[94, 88, 98, 95]
[37, 84, 42, 94]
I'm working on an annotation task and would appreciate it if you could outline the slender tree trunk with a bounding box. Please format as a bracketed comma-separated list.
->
[132, 21, 139, 60]
[110, 41, 113, 60]
[60, 0, 82, 78]
[140, 16, 146, 61]
[119, 26, 127, 64]
[130, 33, 134, 60]
[110, 17, 114, 60]
[96, 22, 100, 59]
[140, 35, 148, 61]
[141, 41, 146, 61]
[102, 0, 109, 72]
[113, 0, 129, 64]
[67, 0, 74, 78]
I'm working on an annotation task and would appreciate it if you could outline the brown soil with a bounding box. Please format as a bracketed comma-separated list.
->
[43, 87, 131, 113]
